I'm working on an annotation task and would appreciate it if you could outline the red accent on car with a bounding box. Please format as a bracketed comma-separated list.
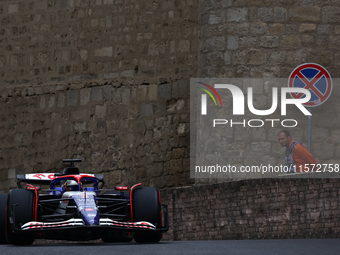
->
[115, 186, 129, 191]
[26, 185, 40, 191]
[48, 174, 56, 180]
[129, 183, 142, 222]
[32, 174, 45, 179]
[54, 174, 96, 184]
[25, 184, 38, 221]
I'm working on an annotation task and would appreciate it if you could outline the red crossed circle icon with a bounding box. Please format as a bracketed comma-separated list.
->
[288, 63, 332, 107]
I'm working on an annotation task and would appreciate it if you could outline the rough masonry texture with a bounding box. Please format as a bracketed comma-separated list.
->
[161, 178, 340, 240]
[195, 0, 340, 176]
[1, 0, 340, 242]
[0, 0, 198, 191]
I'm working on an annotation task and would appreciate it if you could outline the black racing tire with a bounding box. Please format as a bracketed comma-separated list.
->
[132, 187, 162, 243]
[101, 230, 133, 243]
[6, 189, 35, 245]
[101, 236, 133, 243]
[102, 237, 133, 243]
[0, 193, 8, 244]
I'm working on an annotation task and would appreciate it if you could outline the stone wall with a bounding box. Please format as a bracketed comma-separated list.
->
[199, 0, 340, 78]
[195, 0, 340, 175]
[161, 178, 340, 240]
[1, 0, 340, 242]
[0, 0, 198, 192]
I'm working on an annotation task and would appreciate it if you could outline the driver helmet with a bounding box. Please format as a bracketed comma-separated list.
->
[63, 180, 79, 191]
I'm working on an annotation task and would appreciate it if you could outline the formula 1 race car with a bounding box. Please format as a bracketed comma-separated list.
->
[0, 159, 168, 245]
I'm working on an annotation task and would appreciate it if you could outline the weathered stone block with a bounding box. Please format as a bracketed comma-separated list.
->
[226, 8, 248, 22]
[322, 6, 340, 23]
[103, 73, 119, 79]
[335, 25, 340, 34]
[250, 23, 267, 35]
[92, 87, 102, 102]
[318, 24, 333, 34]
[285, 24, 298, 34]
[66, 90, 78, 106]
[177, 123, 186, 135]
[39, 96, 46, 110]
[247, 49, 266, 65]
[299, 23, 316, 33]
[153, 102, 165, 113]
[148, 42, 159, 56]
[145, 162, 164, 178]
[95, 104, 107, 118]
[222, 0, 232, 8]
[268, 51, 285, 65]
[258, 7, 273, 22]
[109, 170, 121, 183]
[80, 88, 90, 106]
[273, 7, 287, 22]
[280, 36, 301, 48]
[79, 49, 88, 61]
[307, 50, 333, 66]
[137, 85, 148, 101]
[164, 159, 182, 175]
[8, 168, 16, 179]
[94, 47, 113, 57]
[289, 7, 321, 22]
[238, 37, 257, 49]
[246, 0, 277, 6]
[224, 52, 231, 64]
[285, 50, 308, 66]
[121, 88, 130, 103]
[103, 85, 112, 101]
[8, 4, 18, 14]
[227, 36, 238, 50]
[72, 109, 88, 120]
[232, 50, 247, 65]
[250, 66, 280, 78]
[235, 23, 250, 36]
[268, 24, 285, 34]
[178, 80, 189, 98]
[335, 52, 340, 65]
[209, 14, 221, 24]
[159, 84, 172, 99]
[48, 96, 55, 108]
[121, 70, 134, 78]
[201, 36, 226, 52]
[329, 36, 340, 48]
[259, 36, 279, 48]
[141, 102, 153, 117]
[148, 84, 158, 101]
[57, 93, 65, 108]
[74, 122, 86, 132]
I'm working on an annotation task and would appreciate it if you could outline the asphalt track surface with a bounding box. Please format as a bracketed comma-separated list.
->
[1, 239, 340, 255]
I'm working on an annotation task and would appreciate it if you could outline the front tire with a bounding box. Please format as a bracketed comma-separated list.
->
[101, 231, 133, 243]
[132, 187, 162, 243]
[0, 193, 8, 244]
[6, 189, 35, 245]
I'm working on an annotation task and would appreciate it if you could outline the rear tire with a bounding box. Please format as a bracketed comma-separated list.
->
[133, 187, 162, 243]
[0, 193, 8, 244]
[6, 189, 35, 245]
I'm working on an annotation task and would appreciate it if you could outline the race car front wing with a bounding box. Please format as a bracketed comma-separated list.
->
[21, 218, 156, 230]
[18, 204, 169, 233]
